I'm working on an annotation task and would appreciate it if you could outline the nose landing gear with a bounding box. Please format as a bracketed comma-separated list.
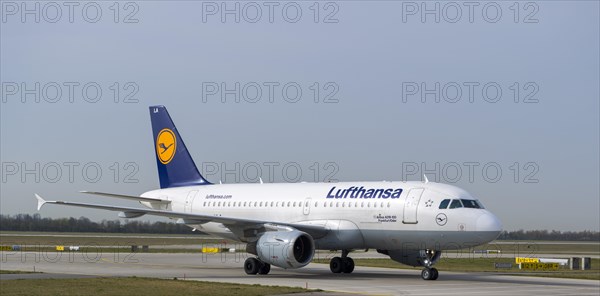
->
[420, 250, 442, 280]
[421, 267, 439, 280]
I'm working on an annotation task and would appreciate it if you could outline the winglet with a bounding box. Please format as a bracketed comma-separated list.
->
[35, 194, 47, 211]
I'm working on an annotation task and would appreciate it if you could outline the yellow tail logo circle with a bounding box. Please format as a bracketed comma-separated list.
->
[156, 128, 176, 164]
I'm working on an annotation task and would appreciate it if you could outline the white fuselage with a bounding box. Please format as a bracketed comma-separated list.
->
[140, 181, 502, 251]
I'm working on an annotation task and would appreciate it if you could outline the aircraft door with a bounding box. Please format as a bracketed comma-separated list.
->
[403, 188, 424, 224]
[303, 198, 311, 215]
[185, 190, 198, 213]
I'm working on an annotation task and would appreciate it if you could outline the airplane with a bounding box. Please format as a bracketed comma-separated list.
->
[35, 105, 502, 280]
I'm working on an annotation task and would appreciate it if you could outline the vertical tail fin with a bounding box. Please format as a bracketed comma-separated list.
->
[149, 105, 211, 188]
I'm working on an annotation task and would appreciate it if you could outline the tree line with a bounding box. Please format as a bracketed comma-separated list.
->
[0, 214, 192, 234]
[1, 214, 599, 240]
[497, 229, 599, 241]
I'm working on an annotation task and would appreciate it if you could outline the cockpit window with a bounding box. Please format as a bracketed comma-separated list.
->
[449, 199, 463, 209]
[439, 199, 450, 209]
[461, 199, 484, 209]
[476, 200, 485, 209]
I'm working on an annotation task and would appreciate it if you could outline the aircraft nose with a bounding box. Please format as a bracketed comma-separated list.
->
[476, 211, 502, 240]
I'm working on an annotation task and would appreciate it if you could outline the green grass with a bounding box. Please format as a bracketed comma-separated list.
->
[465, 241, 600, 255]
[3, 233, 597, 255]
[0, 233, 235, 246]
[0, 270, 39, 274]
[0, 277, 319, 296]
[0, 246, 235, 254]
[313, 258, 600, 280]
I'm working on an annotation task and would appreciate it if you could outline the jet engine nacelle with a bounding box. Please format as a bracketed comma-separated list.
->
[255, 230, 315, 269]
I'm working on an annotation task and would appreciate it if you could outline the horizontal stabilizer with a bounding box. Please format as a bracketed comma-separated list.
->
[35, 194, 46, 211]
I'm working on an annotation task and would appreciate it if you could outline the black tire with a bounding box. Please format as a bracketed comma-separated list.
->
[342, 257, 355, 273]
[330, 257, 343, 273]
[431, 268, 439, 280]
[244, 258, 260, 275]
[421, 268, 433, 280]
[258, 263, 271, 275]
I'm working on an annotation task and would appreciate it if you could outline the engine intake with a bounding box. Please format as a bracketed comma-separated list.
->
[254, 230, 315, 269]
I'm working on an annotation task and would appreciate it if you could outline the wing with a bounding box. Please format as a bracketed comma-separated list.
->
[35, 194, 328, 240]
[79, 191, 170, 205]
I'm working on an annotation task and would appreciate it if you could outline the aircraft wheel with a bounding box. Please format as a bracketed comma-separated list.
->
[421, 268, 434, 280]
[330, 257, 343, 273]
[431, 268, 439, 280]
[342, 257, 355, 273]
[258, 263, 271, 275]
[244, 258, 260, 275]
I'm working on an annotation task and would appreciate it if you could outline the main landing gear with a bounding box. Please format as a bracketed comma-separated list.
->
[244, 257, 271, 275]
[329, 249, 355, 274]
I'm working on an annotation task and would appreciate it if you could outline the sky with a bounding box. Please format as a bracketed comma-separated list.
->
[1, 1, 598, 231]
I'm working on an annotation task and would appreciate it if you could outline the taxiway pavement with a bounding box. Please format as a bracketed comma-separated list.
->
[1, 252, 598, 295]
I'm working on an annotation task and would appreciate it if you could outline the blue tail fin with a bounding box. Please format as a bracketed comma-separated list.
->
[149, 105, 211, 188]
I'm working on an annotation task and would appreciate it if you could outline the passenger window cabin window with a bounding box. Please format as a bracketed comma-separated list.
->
[449, 199, 463, 209]
[439, 199, 450, 209]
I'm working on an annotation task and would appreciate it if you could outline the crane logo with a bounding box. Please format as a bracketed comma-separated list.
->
[435, 213, 447, 226]
[156, 128, 176, 164]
